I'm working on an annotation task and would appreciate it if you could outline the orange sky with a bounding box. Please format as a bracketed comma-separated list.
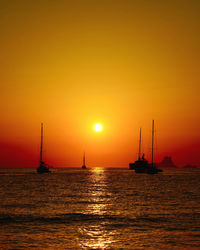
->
[0, 0, 200, 167]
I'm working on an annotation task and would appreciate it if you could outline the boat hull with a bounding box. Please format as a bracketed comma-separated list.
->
[37, 167, 51, 173]
[37, 161, 51, 173]
[129, 160, 162, 174]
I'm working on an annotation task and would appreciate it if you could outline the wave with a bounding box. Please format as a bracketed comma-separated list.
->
[0, 212, 168, 226]
[1, 212, 199, 232]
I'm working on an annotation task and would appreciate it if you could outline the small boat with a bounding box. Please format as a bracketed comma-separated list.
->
[82, 152, 86, 169]
[37, 123, 51, 174]
[37, 161, 51, 174]
[129, 120, 163, 174]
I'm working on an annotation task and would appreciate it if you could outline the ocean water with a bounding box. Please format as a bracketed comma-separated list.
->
[0, 168, 200, 249]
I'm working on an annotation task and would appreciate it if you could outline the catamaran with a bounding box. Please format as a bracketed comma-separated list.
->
[37, 123, 51, 173]
[129, 120, 163, 174]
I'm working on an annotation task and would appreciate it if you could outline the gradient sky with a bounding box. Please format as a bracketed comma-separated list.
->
[0, 0, 199, 167]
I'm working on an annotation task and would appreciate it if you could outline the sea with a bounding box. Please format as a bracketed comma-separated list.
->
[0, 167, 200, 249]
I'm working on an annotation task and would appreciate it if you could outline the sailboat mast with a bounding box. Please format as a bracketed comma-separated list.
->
[40, 123, 43, 163]
[139, 128, 141, 159]
[83, 152, 85, 166]
[152, 120, 154, 167]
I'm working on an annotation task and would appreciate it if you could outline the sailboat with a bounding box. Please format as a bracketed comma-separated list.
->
[129, 120, 163, 174]
[37, 123, 51, 173]
[82, 152, 86, 169]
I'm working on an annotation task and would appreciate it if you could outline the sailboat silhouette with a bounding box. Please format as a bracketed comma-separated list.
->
[129, 120, 163, 174]
[37, 123, 51, 173]
[82, 152, 86, 169]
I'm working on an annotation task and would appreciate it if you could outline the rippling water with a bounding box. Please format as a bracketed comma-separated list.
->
[0, 167, 200, 249]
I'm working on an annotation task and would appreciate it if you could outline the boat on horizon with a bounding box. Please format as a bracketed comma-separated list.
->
[82, 152, 86, 169]
[37, 123, 51, 174]
[129, 120, 163, 174]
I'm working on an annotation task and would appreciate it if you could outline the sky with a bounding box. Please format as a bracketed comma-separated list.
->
[0, 0, 200, 167]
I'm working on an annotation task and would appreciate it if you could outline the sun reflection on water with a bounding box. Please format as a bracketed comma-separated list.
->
[79, 225, 114, 249]
[87, 167, 110, 215]
[79, 167, 114, 248]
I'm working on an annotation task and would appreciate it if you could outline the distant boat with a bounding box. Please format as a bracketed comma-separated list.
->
[37, 123, 51, 174]
[82, 152, 86, 169]
[129, 120, 163, 174]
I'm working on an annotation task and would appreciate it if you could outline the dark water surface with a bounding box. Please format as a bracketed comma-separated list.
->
[0, 168, 200, 249]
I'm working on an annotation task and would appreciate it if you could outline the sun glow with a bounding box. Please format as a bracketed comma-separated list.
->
[94, 124, 103, 132]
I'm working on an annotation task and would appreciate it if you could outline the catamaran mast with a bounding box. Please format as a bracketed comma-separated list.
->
[139, 128, 141, 159]
[40, 123, 43, 163]
[152, 120, 154, 167]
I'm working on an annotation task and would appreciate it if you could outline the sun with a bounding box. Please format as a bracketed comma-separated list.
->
[94, 123, 103, 132]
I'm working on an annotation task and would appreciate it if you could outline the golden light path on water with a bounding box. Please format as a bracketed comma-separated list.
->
[88, 167, 108, 215]
[79, 167, 113, 249]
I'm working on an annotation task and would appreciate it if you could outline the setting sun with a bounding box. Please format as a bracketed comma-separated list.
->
[94, 124, 103, 132]
[0, 1, 199, 249]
